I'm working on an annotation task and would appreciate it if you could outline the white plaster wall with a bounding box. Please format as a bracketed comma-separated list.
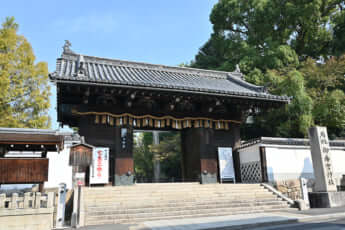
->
[240, 142, 345, 185]
[265, 147, 314, 182]
[44, 144, 73, 189]
[238, 144, 260, 164]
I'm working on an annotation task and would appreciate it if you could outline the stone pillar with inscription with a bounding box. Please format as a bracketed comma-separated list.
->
[308, 126, 345, 208]
[309, 126, 336, 192]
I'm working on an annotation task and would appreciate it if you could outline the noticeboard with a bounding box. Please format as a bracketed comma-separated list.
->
[218, 147, 235, 182]
[90, 147, 109, 184]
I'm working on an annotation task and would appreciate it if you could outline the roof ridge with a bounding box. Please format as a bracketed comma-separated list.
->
[238, 136, 345, 150]
[226, 74, 265, 93]
[61, 52, 242, 80]
[50, 43, 290, 103]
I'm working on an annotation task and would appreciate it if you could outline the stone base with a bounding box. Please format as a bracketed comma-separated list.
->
[201, 173, 217, 184]
[114, 174, 134, 186]
[309, 191, 345, 208]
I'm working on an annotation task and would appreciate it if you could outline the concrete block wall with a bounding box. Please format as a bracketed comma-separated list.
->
[0, 210, 54, 230]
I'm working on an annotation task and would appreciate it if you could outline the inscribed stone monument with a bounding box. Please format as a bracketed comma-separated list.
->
[308, 126, 337, 192]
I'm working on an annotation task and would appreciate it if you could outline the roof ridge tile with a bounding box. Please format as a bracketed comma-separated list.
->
[49, 48, 290, 103]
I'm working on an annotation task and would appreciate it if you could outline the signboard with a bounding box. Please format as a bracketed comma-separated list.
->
[90, 147, 109, 184]
[218, 147, 235, 182]
[73, 173, 85, 186]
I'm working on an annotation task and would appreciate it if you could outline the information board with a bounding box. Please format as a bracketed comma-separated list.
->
[218, 147, 235, 182]
[90, 147, 109, 184]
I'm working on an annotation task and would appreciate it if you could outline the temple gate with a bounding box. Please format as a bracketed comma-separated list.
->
[50, 41, 289, 186]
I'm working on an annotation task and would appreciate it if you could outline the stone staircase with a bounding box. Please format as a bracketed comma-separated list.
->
[80, 183, 295, 226]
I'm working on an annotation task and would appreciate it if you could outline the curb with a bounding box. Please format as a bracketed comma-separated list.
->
[298, 212, 345, 222]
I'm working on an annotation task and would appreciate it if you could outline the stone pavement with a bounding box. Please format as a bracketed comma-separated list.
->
[62, 207, 345, 230]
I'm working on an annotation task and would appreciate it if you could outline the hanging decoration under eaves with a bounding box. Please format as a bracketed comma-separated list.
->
[71, 110, 241, 130]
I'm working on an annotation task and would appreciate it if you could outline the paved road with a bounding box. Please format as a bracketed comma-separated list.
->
[64, 209, 345, 230]
[254, 217, 345, 230]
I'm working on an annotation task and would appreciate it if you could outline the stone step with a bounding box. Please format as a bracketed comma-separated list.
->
[86, 204, 290, 220]
[83, 188, 266, 196]
[84, 183, 262, 188]
[82, 184, 293, 226]
[85, 199, 284, 210]
[85, 197, 284, 210]
[90, 182, 259, 187]
[83, 189, 271, 197]
[83, 188, 266, 195]
[86, 201, 290, 215]
[83, 194, 276, 205]
[84, 191, 270, 200]
[82, 184, 263, 192]
[84, 193, 274, 200]
[85, 207, 296, 225]
[83, 190, 267, 196]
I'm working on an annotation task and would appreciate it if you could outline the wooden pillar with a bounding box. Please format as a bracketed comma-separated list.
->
[230, 123, 242, 183]
[38, 183, 44, 192]
[114, 127, 134, 186]
[260, 147, 268, 183]
[199, 128, 218, 184]
[181, 129, 200, 182]
[181, 128, 218, 184]
[78, 116, 119, 185]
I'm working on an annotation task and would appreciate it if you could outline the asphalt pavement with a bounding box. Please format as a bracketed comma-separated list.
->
[62, 207, 345, 230]
[254, 217, 345, 230]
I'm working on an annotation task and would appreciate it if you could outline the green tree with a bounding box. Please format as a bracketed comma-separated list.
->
[243, 68, 313, 138]
[301, 57, 345, 137]
[192, 0, 345, 138]
[133, 132, 154, 180]
[0, 17, 50, 128]
[133, 132, 182, 181]
[195, 0, 343, 73]
[150, 132, 181, 180]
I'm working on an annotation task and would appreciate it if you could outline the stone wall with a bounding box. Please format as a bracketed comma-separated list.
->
[275, 179, 302, 200]
[0, 210, 54, 230]
[0, 192, 54, 230]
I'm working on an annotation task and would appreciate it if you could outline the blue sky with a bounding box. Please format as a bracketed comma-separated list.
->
[0, 0, 217, 130]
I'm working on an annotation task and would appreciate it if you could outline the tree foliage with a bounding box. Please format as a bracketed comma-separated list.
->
[150, 132, 181, 180]
[133, 132, 182, 181]
[0, 17, 50, 128]
[133, 132, 154, 180]
[192, 0, 345, 138]
[302, 57, 345, 137]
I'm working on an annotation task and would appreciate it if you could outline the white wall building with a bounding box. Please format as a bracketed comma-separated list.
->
[44, 133, 80, 189]
[3, 131, 80, 190]
[237, 137, 345, 187]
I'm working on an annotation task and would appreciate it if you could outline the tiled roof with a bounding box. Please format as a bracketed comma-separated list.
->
[0, 127, 78, 144]
[50, 45, 290, 102]
[0, 127, 65, 151]
[237, 137, 345, 150]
